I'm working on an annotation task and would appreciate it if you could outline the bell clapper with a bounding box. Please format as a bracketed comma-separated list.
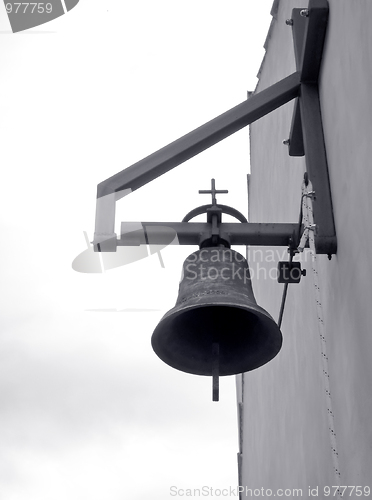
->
[212, 342, 219, 402]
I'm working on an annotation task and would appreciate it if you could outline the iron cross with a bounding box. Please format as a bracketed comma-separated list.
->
[199, 178, 228, 206]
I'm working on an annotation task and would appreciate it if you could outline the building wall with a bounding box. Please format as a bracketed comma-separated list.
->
[239, 0, 372, 495]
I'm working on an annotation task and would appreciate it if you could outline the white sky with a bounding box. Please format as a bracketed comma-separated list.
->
[0, 1, 273, 498]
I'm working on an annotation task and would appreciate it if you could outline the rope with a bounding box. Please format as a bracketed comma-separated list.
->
[299, 181, 342, 494]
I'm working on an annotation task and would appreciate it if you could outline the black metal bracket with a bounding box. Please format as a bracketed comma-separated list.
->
[119, 221, 300, 248]
[93, 0, 336, 256]
[277, 261, 306, 284]
[286, 1, 336, 255]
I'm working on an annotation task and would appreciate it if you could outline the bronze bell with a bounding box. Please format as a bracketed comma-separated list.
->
[151, 247, 282, 378]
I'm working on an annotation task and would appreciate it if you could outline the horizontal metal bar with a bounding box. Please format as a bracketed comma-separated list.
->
[225, 223, 299, 247]
[119, 222, 300, 247]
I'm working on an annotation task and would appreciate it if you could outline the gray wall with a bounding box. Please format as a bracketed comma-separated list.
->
[239, 0, 372, 495]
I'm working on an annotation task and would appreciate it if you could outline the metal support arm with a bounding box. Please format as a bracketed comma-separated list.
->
[94, 72, 301, 251]
[120, 222, 300, 248]
[94, 0, 336, 256]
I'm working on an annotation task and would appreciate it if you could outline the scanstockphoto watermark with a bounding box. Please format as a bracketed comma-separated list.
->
[170, 485, 371, 497]
[185, 261, 303, 283]
[183, 248, 308, 283]
[184, 248, 310, 265]
[169, 486, 304, 497]
[247, 247, 310, 265]
[247, 247, 309, 281]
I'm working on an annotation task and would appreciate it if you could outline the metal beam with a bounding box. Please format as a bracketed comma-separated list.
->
[299, 84, 336, 254]
[119, 222, 299, 247]
[291, 8, 308, 71]
[288, 98, 304, 156]
[299, 0, 329, 83]
[289, 1, 329, 155]
[287, 0, 336, 254]
[97, 72, 301, 199]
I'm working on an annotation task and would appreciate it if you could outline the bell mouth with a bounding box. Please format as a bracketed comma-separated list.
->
[151, 303, 282, 376]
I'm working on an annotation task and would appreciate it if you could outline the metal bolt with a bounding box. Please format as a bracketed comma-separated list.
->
[300, 9, 309, 17]
[282, 139, 290, 146]
[285, 18, 293, 26]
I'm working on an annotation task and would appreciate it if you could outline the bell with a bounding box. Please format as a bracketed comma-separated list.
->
[151, 247, 282, 378]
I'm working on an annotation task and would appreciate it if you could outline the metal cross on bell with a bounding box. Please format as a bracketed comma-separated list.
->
[198, 178, 228, 206]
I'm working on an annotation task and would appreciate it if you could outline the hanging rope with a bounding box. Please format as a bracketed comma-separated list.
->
[299, 180, 342, 494]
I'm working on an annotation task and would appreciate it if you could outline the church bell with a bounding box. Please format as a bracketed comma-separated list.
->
[151, 247, 282, 379]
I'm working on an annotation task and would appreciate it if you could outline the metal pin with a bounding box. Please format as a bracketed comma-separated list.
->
[212, 343, 219, 402]
[300, 9, 309, 17]
[285, 19, 293, 26]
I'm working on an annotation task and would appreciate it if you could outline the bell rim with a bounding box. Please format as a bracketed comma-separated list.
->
[152, 302, 283, 376]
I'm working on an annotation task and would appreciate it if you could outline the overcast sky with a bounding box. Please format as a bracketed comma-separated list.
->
[0, 1, 274, 498]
